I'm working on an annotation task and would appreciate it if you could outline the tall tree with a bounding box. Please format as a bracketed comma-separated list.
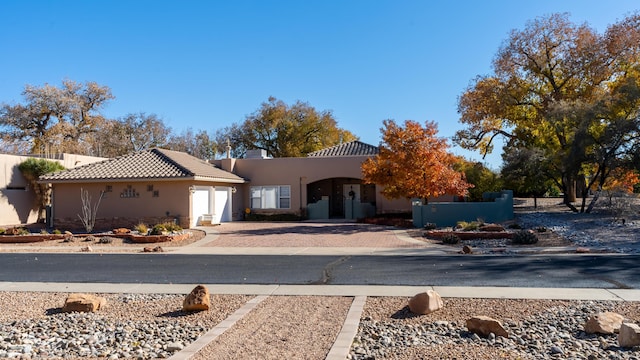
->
[454, 158, 502, 201]
[168, 128, 217, 160]
[454, 13, 640, 212]
[216, 97, 357, 158]
[89, 113, 172, 157]
[362, 120, 472, 200]
[0, 80, 114, 155]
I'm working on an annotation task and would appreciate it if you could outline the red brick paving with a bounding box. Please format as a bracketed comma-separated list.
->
[202, 222, 427, 248]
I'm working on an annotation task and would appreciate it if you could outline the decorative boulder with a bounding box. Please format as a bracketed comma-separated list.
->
[408, 290, 443, 315]
[618, 322, 640, 348]
[462, 245, 473, 254]
[183, 285, 211, 312]
[585, 312, 624, 334]
[466, 315, 509, 337]
[113, 228, 131, 234]
[62, 293, 106, 312]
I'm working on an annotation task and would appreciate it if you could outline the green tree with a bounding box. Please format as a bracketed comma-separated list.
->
[454, 159, 502, 201]
[18, 158, 65, 221]
[216, 97, 357, 158]
[168, 128, 217, 160]
[362, 120, 472, 200]
[454, 13, 640, 212]
[501, 147, 555, 208]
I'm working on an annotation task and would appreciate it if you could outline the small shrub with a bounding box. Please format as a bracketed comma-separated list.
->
[441, 233, 460, 245]
[456, 221, 482, 231]
[162, 222, 182, 232]
[134, 223, 149, 234]
[508, 223, 522, 229]
[512, 230, 539, 245]
[423, 223, 437, 230]
[40, 229, 50, 235]
[0, 228, 5, 235]
[98, 236, 113, 244]
[52, 229, 62, 235]
[150, 224, 167, 235]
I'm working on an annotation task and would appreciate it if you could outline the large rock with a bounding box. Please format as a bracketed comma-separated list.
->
[618, 322, 640, 348]
[62, 293, 106, 312]
[584, 312, 625, 334]
[466, 315, 509, 337]
[408, 290, 443, 315]
[183, 285, 211, 312]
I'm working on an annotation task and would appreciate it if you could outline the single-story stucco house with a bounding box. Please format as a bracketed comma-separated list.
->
[38, 141, 415, 230]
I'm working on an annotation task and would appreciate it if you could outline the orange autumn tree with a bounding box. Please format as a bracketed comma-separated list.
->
[362, 120, 472, 201]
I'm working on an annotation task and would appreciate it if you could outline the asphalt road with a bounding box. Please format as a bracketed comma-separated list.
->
[1, 253, 638, 289]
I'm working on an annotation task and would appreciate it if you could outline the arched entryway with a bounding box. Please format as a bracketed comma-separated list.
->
[306, 177, 376, 219]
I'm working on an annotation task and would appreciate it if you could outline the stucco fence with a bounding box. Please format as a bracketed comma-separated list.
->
[412, 190, 514, 228]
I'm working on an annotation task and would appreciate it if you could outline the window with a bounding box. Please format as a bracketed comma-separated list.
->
[250, 185, 291, 209]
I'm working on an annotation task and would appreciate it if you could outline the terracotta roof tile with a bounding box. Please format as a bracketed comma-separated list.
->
[307, 141, 379, 157]
[39, 148, 245, 183]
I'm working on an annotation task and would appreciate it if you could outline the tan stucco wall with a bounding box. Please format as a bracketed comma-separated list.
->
[216, 156, 412, 218]
[50, 181, 192, 230]
[0, 154, 105, 226]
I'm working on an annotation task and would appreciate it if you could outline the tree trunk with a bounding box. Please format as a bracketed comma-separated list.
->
[533, 196, 538, 209]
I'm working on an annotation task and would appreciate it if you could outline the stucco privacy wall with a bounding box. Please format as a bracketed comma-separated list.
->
[0, 154, 105, 226]
[412, 190, 514, 228]
[217, 156, 412, 217]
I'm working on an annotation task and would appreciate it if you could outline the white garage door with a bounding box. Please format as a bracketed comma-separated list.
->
[192, 189, 211, 227]
[213, 187, 231, 223]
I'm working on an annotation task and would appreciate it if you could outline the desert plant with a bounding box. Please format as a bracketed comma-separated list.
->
[423, 223, 437, 230]
[18, 158, 65, 222]
[77, 188, 105, 233]
[161, 222, 182, 232]
[134, 223, 149, 234]
[52, 229, 62, 235]
[150, 223, 167, 235]
[511, 230, 539, 245]
[0, 228, 5, 235]
[40, 229, 50, 235]
[456, 221, 483, 231]
[98, 236, 113, 244]
[441, 233, 460, 245]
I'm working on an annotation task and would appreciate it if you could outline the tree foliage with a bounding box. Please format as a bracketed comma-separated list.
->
[454, 12, 640, 212]
[362, 120, 472, 200]
[167, 128, 217, 160]
[0, 80, 114, 155]
[216, 97, 357, 158]
[454, 158, 502, 201]
[17, 158, 65, 221]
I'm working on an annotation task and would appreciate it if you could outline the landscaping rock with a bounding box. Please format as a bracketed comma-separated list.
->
[466, 315, 508, 337]
[183, 285, 211, 312]
[462, 245, 473, 254]
[408, 290, 443, 315]
[618, 322, 640, 348]
[479, 224, 505, 232]
[80, 246, 92, 252]
[62, 293, 106, 313]
[113, 228, 130, 234]
[576, 247, 591, 253]
[584, 312, 624, 334]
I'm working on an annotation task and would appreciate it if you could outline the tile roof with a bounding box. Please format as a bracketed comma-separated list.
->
[39, 148, 246, 183]
[307, 141, 379, 157]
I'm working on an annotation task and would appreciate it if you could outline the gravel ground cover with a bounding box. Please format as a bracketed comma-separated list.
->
[0, 292, 250, 359]
[191, 295, 353, 360]
[351, 297, 640, 359]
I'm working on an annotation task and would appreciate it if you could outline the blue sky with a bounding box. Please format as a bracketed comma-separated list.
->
[1, 1, 638, 168]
